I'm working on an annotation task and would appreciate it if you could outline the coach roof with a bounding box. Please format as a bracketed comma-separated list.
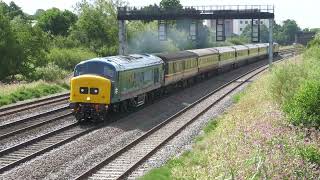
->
[186, 48, 218, 57]
[155, 51, 197, 62]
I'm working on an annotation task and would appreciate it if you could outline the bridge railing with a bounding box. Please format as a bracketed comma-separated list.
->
[118, 5, 274, 16]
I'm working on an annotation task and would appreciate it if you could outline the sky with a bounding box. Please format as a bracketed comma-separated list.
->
[3, 0, 319, 29]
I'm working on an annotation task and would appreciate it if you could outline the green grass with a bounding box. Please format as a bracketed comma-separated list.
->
[0, 81, 68, 107]
[232, 91, 246, 103]
[142, 119, 220, 180]
[298, 145, 320, 165]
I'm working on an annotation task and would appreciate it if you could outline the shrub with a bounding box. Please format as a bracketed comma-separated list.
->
[283, 80, 320, 127]
[30, 63, 70, 82]
[47, 47, 97, 70]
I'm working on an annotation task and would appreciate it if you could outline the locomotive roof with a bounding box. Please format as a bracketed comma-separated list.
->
[155, 51, 197, 62]
[186, 48, 218, 57]
[77, 54, 163, 71]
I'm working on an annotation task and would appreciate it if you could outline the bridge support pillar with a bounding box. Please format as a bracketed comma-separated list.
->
[251, 19, 260, 42]
[119, 20, 127, 55]
[158, 20, 168, 41]
[216, 19, 225, 41]
[268, 18, 273, 69]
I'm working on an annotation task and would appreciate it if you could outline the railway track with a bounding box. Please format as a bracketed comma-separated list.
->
[0, 49, 299, 176]
[0, 105, 71, 140]
[0, 92, 69, 117]
[75, 50, 299, 180]
[0, 120, 98, 173]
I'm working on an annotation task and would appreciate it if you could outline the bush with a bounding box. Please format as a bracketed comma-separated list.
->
[31, 63, 70, 82]
[48, 47, 97, 70]
[284, 80, 320, 127]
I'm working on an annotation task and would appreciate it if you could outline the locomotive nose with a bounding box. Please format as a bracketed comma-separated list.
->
[70, 74, 111, 105]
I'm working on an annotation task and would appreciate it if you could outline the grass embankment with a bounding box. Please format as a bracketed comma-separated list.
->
[0, 81, 69, 107]
[142, 53, 320, 179]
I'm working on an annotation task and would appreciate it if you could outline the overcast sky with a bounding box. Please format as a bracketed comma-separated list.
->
[3, 0, 319, 29]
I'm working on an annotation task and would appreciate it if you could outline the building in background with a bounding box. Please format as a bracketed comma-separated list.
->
[206, 19, 234, 38]
[206, 19, 269, 36]
[233, 19, 269, 35]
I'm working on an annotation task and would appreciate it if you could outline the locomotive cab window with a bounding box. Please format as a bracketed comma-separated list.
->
[74, 62, 115, 80]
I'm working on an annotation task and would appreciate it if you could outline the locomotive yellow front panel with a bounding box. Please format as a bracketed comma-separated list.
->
[70, 74, 111, 104]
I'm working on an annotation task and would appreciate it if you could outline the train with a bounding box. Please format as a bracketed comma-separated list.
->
[69, 43, 279, 122]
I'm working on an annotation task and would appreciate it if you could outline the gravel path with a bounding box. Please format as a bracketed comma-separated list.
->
[1, 60, 268, 179]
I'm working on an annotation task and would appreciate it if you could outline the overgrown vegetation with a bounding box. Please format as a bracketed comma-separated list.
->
[0, 81, 68, 107]
[269, 35, 320, 128]
[142, 55, 320, 179]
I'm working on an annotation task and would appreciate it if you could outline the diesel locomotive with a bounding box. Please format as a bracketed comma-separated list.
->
[69, 43, 279, 122]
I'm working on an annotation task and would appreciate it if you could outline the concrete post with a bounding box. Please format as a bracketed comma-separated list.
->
[118, 20, 127, 55]
[268, 18, 273, 69]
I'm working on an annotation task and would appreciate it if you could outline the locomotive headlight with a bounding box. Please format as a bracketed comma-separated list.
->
[80, 87, 89, 94]
[90, 88, 99, 95]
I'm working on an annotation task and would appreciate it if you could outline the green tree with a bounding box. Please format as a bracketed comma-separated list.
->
[11, 17, 50, 77]
[160, 0, 183, 9]
[33, 9, 45, 19]
[0, 1, 27, 20]
[241, 24, 270, 43]
[37, 8, 77, 36]
[8, 1, 26, 19]
[70, 0, 118, 56]
[281, 19, 300, 44]
[0, 14, 20, 79]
